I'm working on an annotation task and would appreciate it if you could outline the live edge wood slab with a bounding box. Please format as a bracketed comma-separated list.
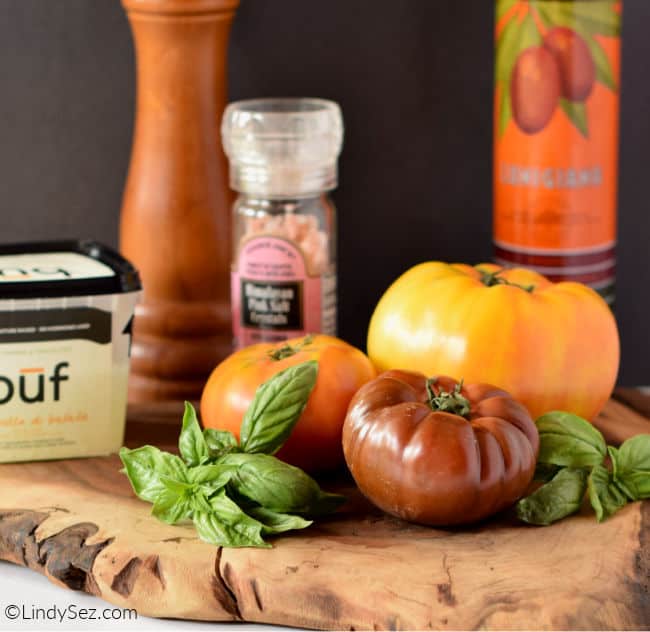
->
[0, 394, 648, 630]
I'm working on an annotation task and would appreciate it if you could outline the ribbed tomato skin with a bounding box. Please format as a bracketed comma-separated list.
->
[367, 262, 619, 421]
[343, 371, 539, 526]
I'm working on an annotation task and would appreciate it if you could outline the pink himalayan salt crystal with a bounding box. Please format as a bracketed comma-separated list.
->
[242, 213, 329, 275]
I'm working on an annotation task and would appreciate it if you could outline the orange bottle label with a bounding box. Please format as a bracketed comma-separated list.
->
[494, 0, 621, 259]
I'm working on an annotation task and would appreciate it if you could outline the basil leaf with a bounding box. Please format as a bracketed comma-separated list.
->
[614, 471, 650, 502]
[240, 361, 318, 455]
[152, 494, 191, 525]
[608, 445, 621, 476]
[119, 446, 188, 503]
[588, 464, 628, 522]
[607, 446, 633, 500]
[517, 468, 588, 526]
[534, 462, 562, 483]
[221, 453, 343, 515]
[193, 491, 269, 548]
[179, 402, 209, 467]
[158, 474, 192, 494]
[304, 491, 347, 517]
[204, 428, 239, 458]
[222, 453, 320, 512]
[189, 490, 212, 514]
[247, 507, 312, 535]
[617, 434, 650, 476]
[187, 463, 237, 495]
[611, 434, 650, 500]
[152, 478, 192, 525]
[536, 411, 607, 468]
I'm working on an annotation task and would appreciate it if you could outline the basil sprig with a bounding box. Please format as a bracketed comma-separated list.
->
[120, 361, 345, 548]
[517, 410, 650, 526]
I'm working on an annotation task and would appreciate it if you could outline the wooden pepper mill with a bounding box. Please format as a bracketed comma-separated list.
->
[120, 0, 239, 401]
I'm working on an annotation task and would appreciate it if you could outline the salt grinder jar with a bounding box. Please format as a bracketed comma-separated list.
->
[222, 98, 343, 348]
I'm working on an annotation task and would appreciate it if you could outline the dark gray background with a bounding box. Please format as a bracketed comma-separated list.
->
[0, 1, 646, 383]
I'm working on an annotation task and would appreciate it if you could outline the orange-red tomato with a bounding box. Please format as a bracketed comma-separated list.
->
[200, 335, 376, 472]
[367, 262, 620, 421]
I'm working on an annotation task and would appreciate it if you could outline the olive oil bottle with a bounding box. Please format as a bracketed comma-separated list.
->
[493, 0, 622, 305]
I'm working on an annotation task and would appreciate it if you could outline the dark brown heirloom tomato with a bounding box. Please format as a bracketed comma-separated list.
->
[342, 371, 539, 526]
[544, 27, 596, 102]
[511, 46, 561, 134]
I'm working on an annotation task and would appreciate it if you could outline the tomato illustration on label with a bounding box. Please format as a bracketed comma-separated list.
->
[496, 1, 620, 137]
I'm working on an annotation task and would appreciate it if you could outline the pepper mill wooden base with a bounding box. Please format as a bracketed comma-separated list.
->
[120, 0, 239, 402]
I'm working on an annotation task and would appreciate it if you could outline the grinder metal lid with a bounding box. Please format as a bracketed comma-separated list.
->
[0, 240, 141, 299]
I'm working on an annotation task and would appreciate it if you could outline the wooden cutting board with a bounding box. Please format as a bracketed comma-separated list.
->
[0, 392, 648, 630]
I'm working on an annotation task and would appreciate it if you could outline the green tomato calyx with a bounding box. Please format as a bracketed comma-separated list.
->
[268, 334, 315, 361]
[479, 267, 535, 293]
[426, 378, 471, 419]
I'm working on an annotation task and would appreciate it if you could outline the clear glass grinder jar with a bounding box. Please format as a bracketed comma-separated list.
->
[222, 98, 343, 348]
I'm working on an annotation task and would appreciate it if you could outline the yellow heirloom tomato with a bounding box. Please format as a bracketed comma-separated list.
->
[367, 262, 619, 421]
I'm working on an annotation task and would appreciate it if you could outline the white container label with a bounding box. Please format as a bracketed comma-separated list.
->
[0, 252, 115, 283]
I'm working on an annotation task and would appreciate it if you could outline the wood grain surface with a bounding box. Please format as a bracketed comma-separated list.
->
[0, 395, 648, 630]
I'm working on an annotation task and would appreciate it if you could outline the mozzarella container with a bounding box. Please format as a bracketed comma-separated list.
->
[0, 240, 141, 463]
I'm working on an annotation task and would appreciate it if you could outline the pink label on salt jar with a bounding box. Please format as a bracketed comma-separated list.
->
[232, 237, 334, 347]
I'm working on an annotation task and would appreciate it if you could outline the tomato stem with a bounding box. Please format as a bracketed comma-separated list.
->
[479, 268, 535, 293]
[268, 334, 314, 361]
[426, 378, 471, 419]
